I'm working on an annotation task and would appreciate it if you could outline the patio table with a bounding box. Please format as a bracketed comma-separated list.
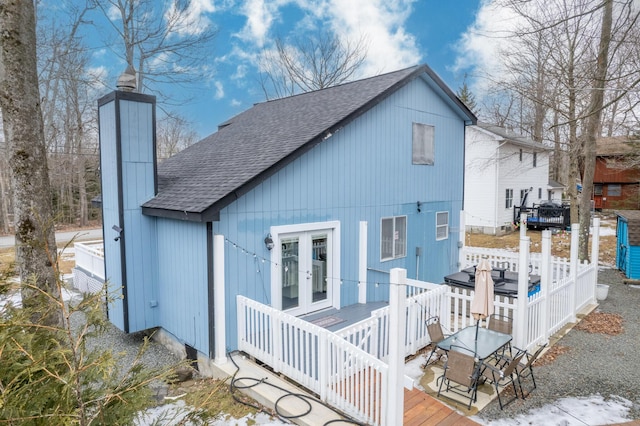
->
[437, 325, 512, 360]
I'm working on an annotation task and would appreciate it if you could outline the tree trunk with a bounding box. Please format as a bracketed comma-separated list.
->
[0, 0, 61, 326]
[0, 160, 10, 234]
[579, 0, 613, 261]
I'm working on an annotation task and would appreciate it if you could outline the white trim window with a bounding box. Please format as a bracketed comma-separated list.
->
[381, 216, 407, 261]
[436, 211, 449, 241]
[505, 188, 513, 208]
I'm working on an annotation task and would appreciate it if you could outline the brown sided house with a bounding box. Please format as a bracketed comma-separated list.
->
[593, 137, 640, 210]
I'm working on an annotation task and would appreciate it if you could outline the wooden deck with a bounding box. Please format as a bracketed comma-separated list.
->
[404, 388, 480, 426]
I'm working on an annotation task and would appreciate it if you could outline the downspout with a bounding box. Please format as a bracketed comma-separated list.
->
[494, 140, 508, 234]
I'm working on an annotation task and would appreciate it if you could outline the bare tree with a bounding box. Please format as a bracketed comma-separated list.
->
[157, 114, 198, 161]
[38, 1, 101, 227]
[259, 31, 368, 99]
[94, 0, 217, 104]
[477, 0, 640, 259]
[0, 0, 61, 326]
[579, 0, 613, 260]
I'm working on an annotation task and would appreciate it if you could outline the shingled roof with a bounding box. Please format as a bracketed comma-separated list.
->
[474, 122, 552, 151]
[142, 64, 476, 222]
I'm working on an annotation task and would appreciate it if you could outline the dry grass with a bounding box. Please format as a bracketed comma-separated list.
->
[466, 227, 617, 266]
[167, 377, 267, 422]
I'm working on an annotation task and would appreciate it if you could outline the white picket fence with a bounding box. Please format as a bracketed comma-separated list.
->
[462, 246, 574, 280]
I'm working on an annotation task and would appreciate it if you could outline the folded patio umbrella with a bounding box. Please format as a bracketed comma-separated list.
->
[471, 259, 495, 344]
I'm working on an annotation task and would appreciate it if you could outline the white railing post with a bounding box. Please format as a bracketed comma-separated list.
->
[540, 230, 551, 343]
[214, 234, 227, 364]
[570, 224, 579, 322]
[359, 221, 368, 304]
[387, 268, 406, 426]
[515, 234, 530, 349]
[459, 210, 466, 268]
[590, 218, 601, 304]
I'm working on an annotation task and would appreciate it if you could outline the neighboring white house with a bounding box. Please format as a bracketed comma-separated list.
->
[464, 122, 554, 235]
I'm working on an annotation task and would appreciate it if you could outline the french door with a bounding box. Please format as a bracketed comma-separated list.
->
[271, 222, 339, 316]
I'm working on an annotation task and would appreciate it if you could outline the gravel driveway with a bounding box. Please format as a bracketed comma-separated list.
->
[477, 267, 640, 422]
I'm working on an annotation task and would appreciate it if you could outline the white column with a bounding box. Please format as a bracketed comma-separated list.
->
[590, 218, 601, 304]
[515, 235, 530, 349]
[569, 223, 579, 322]
[387, 268, 407, 426]
[359, 221, 368, 304]
[540, 230, 551, 343]
[520, 212, 528, 239]
[459, 210, 466, 269]
[213, 234, 227, 364]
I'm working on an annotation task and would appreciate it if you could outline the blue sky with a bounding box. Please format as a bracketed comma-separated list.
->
[82, 0, 486, 138]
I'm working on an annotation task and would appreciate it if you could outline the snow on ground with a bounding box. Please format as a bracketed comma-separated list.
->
[477, 394, 634, 426]
[405, 353, 635, 426]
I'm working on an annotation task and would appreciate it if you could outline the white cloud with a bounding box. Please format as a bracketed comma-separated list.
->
[453, 0, 531, 93]
[234, 0, 421, 77]
[236, 0, 281, 47]
[230, 98, 242, 107]
[232, 64, 248, 80]
[107, 4, 121, 21]
[325, 0, 421, 76]
[165, 0, 216, 36]
[213, 81, 225, 99]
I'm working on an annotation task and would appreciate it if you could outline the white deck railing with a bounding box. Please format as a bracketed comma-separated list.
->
[73, 240, 105, 280]
[237, 295, 391, 426]
[72, 240, 105, 294]
[336, 282, 448, 360]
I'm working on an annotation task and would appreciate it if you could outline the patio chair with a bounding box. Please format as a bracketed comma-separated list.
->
[487, 313, 513, 358]
[514, 343, 547, 397]
[488, 313, 513, 335]
[423, 316, 449, 367]
[482, 348, 526, 409]
[436, 345, 481, 410]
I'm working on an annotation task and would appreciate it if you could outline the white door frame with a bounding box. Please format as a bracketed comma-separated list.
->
[270, 221, 341, 314]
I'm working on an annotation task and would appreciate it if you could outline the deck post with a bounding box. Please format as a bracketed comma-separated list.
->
[213, 234, 227, 364]
[590, 218, 601, 304]
[515, 235, 530, 349]
[569, 223, 579, 322]
[388, 268, 406, 426]
[540, 230, 551, 343]
[359, 221, 368, 304]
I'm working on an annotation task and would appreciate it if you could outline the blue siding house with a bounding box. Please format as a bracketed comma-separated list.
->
[98, 65, 476, 365]
[616, 210, 640, 279]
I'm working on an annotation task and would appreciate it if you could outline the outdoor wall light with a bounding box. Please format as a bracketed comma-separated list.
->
[264, 233, 274, 250]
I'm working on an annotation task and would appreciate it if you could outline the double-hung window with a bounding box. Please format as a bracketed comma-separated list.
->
[436, 211, 449, 241]
[505, 189, 513, 208]
[381, 216, 407, 261]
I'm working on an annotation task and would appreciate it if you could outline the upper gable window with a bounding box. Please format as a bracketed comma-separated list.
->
[412, 123, 434, 165]
[533, 152, 537, 167]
